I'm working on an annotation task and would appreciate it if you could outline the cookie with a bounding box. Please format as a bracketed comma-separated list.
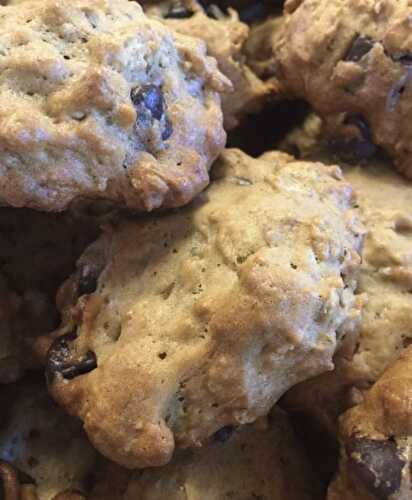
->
[0, 377, 96, 500]
[145, 0, 272, 129]
[46, 148, 363, 468]
[284, 156, 412, 435]
[247, 0, 412, 174]
[0, 0, 229, 212]
[328, 346, 412, 500]
[0, 209, 100, 383]
[90, 408, 320, 500]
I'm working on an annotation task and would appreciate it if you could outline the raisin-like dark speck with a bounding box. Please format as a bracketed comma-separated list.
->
[162, 116, 173, 141]
[344, 36, 374, 63]
[213, 426, 234, 443]
[346, 437, 405, 499]
[131, 85, 164, 121]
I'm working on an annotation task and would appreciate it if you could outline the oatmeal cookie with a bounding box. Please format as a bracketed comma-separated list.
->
[0, 0, 229, 212]
[145, 0, 273, 129]
[90, 408, 320, 500]
[328, 346, 412, 500]
[47, 148, 363, 468]
[284, 156, 412, 435]
[0, 378, 96, 500]
[248, 0, 412, 174]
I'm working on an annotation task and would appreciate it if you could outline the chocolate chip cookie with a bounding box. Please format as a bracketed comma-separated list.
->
[90, 408, 320, 500]
[146, 0, 273, 129]
[248, 0, 412, 174]
[47, 148, 363, 468]
[328, 346, 412, 500]
[284, 156, 412, 435]
[0, 0, 229, 212]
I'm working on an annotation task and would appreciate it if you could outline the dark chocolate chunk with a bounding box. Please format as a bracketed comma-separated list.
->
[46, 332, 97, 383]
[131, 85, 165, 121]
[346, 437, 405, 499]
[398, 54, 412, 67]
[344, 36, 374, 63]
[161, 116, 173, 141]
[78, 272, 97, 296]
[330, 114, 376, 163]
[164, 1, 194, 19]
[213, 426, 234, 443]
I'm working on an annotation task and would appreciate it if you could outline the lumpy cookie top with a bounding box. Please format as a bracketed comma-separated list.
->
[248, 0, 412, 176]
[0, 0, 229, 211]
[47, 148, 363, 469]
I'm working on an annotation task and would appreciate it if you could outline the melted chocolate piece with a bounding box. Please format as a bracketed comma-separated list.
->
[162, 116, 173, 141]
[46, 332, 97, 383]
[346, 437, 405, 499]
[213, 426, 234, 443]
[344, 36, 374, 63]
[131, 85, 165, 121]
[78, 272, 97, 296]
[330, 114, 376, 163]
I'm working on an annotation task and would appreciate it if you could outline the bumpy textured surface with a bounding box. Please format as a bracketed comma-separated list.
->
[0, 0, 229, 212]
[284, 156, 412, 435]
[48, 148, 363, 469]
[0, 378, 96, 500]
[90, 408, 320, 500]
[0, 209, 100, 383]
[247, 0, 412, 176]
[328, 347, 412, 500]
[145, 0, 273, 129]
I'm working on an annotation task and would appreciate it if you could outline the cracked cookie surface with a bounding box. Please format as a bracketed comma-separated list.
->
[0, 0, 229, 211]
[48, 148, 363, 469]
[248, 0, 412, 175]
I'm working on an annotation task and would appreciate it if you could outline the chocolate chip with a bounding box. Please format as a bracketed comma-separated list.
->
[131, 85, 164, 121]
[344, 36, 374, 63]
[164, 1, 194, 19]
[346, 437, 405, 499]
[330, 114, 376, 163]
[46, 332, 97, 383]
[161, 116, 173, 141]
[213, 426, 234, 443]
[78, 272, 97, 296]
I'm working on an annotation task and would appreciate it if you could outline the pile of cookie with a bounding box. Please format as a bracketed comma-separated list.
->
[1, 0, 411, 498]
